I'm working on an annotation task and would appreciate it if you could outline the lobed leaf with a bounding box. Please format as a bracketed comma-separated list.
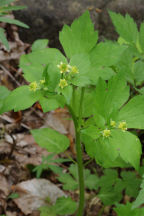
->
[59, 10, 98, 59]
[109, 11, 138, 44]
[52, 197, 77, 215]
[119, 95, 144, 129]
[93, 75, 129, 120]
[31, 39, 49, 52]
[90, 41, 126, 67]
[115, 202, 144, 216]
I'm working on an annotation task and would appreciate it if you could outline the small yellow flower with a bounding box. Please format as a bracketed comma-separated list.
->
[59, 79, 68, 89]
[57, 62, 70, 74]
[118, 121, 127, 132]
[110, 120, 116, 127]
[103, 129, 111, 138]
[71, 66, 79, 74]
[29, 81, 39, 92]
[40, 79, 45, 85]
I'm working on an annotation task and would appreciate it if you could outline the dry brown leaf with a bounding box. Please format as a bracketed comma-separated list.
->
[0, 174, 10, 197]
[13, 179, 66, 215]
[44, 110, 75, 137]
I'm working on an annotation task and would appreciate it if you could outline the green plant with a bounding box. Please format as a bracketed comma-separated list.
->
[1, 10, 144, 215]
[114, 202, 144, 216]
[0, 0, 28, 50]
[33, 153, 70, 177]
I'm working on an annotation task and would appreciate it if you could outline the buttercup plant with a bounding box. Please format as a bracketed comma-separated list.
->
[2, 10, 144, 215]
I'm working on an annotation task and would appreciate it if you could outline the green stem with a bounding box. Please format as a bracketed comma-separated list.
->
[67, 87, 85, 216]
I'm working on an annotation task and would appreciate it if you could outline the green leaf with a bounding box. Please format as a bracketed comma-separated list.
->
[8, 193, 19, 199]
[53, 197, 77, 215]
[61, 85, 73, 105]
[72, 87, 96, 118]
[93, 75, 129, 120]
[20, 55, 44, 82]
[0, 86, 10, 110]
[33, 154, 65, 178]
[59, 10, 98, 59]
[31, 128, 70, 153]
[115, 202, 144, 216]
[88, 66, 115, 85]
[139, 22, 144, 52]
[46, 64, 61, 92]
[58, 163, 99, 191]
[39, 95, 65, 112]
[109, 11, 138, 44]
[121, 171, 141, 197]
[39, 206, 56, 216]
[90, 41, 126, 67]
[133, 175, 144, 209]
[20, 48, 66, 82]
[84, 130, 141, 170]
[58, 164, 78, 191]
[0, 27, 9, 50]
[98, 169, 118, 188]
[1, 5, 27, 12]
[58, 173, 78, 191]
[119, 95, 144, 129]
[0, 17, 29, 28]
[0, 85, 41, 113]
[97, 169, 124, 205]
[0, 0, 15, 6]
[134, 61, 144, 85]
[116, 47, 134, 83]
[81, 125, 102, 140]
[84, 169, 99, 190]
[70, 53, 91, 86]
[31, 39, 49, 52]
[98, 186, 122, 205]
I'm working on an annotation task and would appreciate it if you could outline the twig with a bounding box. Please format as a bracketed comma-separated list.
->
[9, 133, 17, 158]
[0, 64, 21, 86]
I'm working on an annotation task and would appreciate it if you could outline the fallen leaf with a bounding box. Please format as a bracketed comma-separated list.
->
[13, 179, 66, 214]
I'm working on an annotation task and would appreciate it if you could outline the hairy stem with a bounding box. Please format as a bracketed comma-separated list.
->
[68, 87, 85, 216]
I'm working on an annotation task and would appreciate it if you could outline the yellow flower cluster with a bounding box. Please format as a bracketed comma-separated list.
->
[118, 121, 127, 132]
[29, 81, 39, 92]
[71, 66, 79, 75]
[29, 79, 45, 92]
[57, 62, 79, 89]
[110, 120, 116, 127]
[57, 62, 71, 74]
[103, 129, 111, 137]
[102, 120, 127, 138]
[59, 79, 68, 89]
